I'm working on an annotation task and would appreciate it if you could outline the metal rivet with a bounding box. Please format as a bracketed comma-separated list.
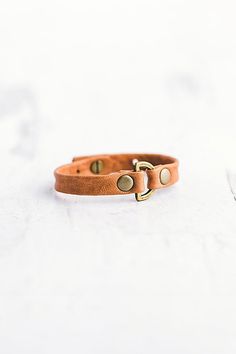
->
[90, 160, 104, 174]
[160, 168, 171, 185]
[117, 175, 134, 192]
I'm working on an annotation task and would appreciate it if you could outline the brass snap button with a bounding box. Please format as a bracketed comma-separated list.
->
[160, 168, 171, 185]
[117, 175, 134, 192]
[90, 160, 104, 174]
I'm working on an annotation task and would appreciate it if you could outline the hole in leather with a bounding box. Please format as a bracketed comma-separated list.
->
[76, 169, 80, 173]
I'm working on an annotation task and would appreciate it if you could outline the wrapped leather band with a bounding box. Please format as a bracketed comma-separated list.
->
[54, 153, 179, 200]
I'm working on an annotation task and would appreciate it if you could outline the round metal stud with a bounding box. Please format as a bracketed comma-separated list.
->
[90, 160, 104, 174]
[160, 168, 171, 185]
[117, 175, 134, 192]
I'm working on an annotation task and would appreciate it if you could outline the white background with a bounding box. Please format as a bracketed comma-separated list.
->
[0, 1, 236, 353]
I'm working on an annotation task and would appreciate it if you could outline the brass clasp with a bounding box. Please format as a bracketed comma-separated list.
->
[134, 161, 155, 201]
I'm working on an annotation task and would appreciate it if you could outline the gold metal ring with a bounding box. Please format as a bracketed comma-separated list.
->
[134, 161, 155, 201]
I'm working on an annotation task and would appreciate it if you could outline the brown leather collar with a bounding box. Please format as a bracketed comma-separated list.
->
[54, 153, 179, 201]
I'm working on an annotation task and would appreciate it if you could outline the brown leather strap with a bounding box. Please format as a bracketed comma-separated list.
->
[54, 153, 179, 199]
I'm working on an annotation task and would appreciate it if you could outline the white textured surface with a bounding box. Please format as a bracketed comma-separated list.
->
[0, 1, 236, 353]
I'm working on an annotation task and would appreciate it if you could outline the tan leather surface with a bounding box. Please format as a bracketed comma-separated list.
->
[54, 153, 179, 196]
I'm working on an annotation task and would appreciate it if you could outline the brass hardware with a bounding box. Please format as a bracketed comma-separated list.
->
[117, 175, 134, 192]
[134, 161, 155, 201]
[90, 160, 104, 174]
[160, 168, 171, 185]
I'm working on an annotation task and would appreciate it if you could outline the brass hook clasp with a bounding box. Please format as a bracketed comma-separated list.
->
[134, 161, 155, 201]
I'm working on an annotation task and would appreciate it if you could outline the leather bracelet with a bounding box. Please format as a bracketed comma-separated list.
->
[54, 153, 179, 201]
